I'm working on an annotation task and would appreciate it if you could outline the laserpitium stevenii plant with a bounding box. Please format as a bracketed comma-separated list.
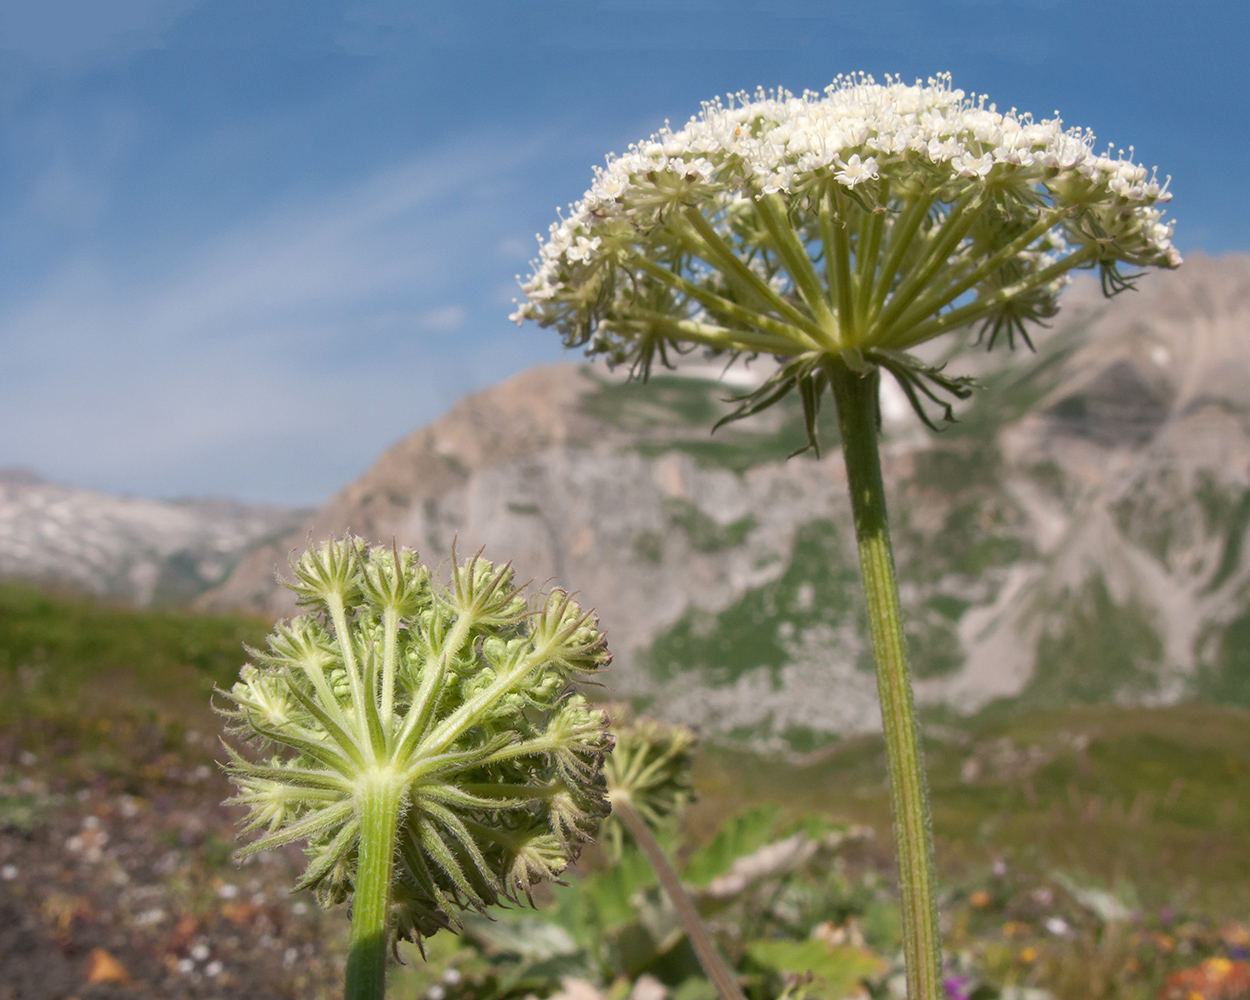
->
[601, 712, 749, 1000]
[217, 538, 613, 1000]
[512, 74, 1179, 1000]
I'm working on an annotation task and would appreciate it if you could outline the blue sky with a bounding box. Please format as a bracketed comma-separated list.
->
[0, 0, 1245, 505]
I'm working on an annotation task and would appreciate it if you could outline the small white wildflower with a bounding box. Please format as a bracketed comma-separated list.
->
[428, 985, 447, 1000]
[834, 153, 879, 186]
[443, 968, 463, 985]
[176, 957, 195, 974]
[190, 942, 211, 962]
[217, 883, 239, 900]
[1045, 916, 1071, 936]
[204, 960, 224, 978]
[0, 864, 16, 880]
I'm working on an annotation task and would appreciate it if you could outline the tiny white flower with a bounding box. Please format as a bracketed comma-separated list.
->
[834, 153, 880, 186]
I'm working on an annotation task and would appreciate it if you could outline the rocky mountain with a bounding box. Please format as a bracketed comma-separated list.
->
[0, 469, 307, 606]
[200, 252, 1250, 750]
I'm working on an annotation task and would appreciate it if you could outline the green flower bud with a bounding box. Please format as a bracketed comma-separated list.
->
[288, 536, 362, 610]
[602, 707, 697, 857]
[216, 538, 613, 954]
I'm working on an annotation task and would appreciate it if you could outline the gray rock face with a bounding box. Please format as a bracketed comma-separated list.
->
[199, 253, 1250, 749]
[0, 471, 307, 606]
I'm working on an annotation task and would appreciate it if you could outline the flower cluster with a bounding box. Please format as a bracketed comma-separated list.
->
[218, 538, 613, 946]
[512, 74, 1179, 440]
[601, 708, 696, 855]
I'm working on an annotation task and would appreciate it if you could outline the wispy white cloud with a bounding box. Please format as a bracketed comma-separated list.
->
[0, 129, 567, 504]
[418, 305, 467, 332]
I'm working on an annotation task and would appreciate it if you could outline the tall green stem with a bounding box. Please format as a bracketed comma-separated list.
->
[613, 798, 748, 1000]
[346, 777, 403, 1000]
[828, 359, 942, 1000]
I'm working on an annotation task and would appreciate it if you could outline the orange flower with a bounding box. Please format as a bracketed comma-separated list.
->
[1156, 958, 1250, 1000]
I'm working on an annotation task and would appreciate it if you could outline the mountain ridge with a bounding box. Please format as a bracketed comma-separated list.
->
[199, 252, 1250, 749]
[0, 472, 308, 607]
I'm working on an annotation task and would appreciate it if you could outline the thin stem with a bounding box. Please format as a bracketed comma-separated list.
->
[620, 311, 803, 357]
[873, 188, 982, 338]
[828, 359, 943, 1000]
[895, 244, 1099, 349]
[613, 798, 748, 1000]
[878, 210, 1063, 346]
[327, 593, 370, 747]
[630, 256, 815, 350]
[855, 180, 890, 333]
[380, 607, 399, 732]
[680, 207, 827, 343]
[345, 778, 403, 1000]
[869, 192, 935, 319]
[827, 184, 857, 345]
[756, 193, 839, 345]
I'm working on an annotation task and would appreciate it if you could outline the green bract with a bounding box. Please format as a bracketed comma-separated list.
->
[513, 73, 1179, 445]
[218, 538, 613, 947]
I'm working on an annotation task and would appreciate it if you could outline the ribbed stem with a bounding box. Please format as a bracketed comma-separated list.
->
[345, 779, 402, 1000]
[613, 798, 747, 1000]
[829, 359, 943, 1000]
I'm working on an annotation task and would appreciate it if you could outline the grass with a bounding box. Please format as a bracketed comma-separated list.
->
[3, 579, 1248, 1000]
[692, 703, 1250, 917]
[0, 579, 273, 777]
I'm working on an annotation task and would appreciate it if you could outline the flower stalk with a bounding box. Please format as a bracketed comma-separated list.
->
[603, 712, 747, 1000]
[612, 798, 747, 1000]
[829, 360, 941, 1000]
[345, 777, 403, 999]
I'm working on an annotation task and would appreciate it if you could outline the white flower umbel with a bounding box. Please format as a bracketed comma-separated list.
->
[512, 75, 1180, 1000]
[217, 539, 613, 1000]
[514, 73, 1177, 440]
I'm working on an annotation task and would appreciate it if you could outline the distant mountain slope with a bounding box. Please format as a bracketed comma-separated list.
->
[0, 470, 307, 606]
[200, 253, 1250, 750]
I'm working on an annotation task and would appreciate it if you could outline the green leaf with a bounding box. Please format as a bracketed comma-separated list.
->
[746, 939, 886, 1000]
[682, 806, 782, 886]
[460, 913, 581, 960]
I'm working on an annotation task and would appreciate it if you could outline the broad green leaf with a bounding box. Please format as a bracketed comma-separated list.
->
[746, 939, 886, 1000]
